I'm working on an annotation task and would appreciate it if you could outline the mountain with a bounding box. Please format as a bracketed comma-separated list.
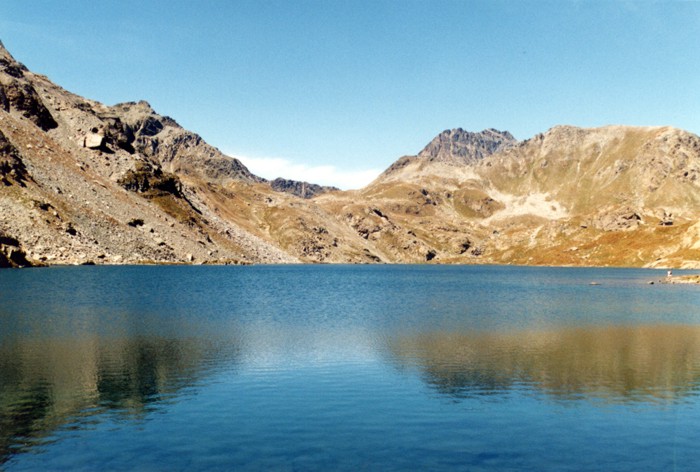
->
[2, 41, 700, 268]
[375, 128, 517, 185]
[418, 128, 516, 164]
[329, 124, 700, 267]
[269, 178, 339, 199]
[0, 41, 299, 265]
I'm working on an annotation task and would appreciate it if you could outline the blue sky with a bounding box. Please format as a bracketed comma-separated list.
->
[1, 1, 699, 188]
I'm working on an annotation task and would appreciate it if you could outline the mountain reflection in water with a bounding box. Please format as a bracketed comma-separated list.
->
[0, 335, 235, 465]
[389, 324, 700, 403]
[4, 265, 700, 470]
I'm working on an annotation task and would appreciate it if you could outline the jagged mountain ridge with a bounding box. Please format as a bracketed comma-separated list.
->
[2, 40, 700, 268]
[375, 128, 517, 185]
[269, 178, 339, 199]
[418, 128, 516, 164]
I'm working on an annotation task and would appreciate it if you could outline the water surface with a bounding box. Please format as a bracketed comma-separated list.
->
[1, 265, 700, 470]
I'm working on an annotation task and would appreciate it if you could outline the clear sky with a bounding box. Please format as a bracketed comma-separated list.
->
[1, 1, 699, 189]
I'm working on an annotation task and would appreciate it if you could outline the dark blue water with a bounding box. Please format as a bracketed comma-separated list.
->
[2, 265, 700, 471]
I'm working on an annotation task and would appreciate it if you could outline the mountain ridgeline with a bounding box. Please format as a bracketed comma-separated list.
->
[418, 128, 516, 164]
[2, 41, 700, 268]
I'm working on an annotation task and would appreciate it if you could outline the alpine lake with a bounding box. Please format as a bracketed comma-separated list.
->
[2, 264, 700, 471]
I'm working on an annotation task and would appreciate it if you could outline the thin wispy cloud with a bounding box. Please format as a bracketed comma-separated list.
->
[234, 154, 381, 191]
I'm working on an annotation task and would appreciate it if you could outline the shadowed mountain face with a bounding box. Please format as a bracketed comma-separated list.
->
[2, 40, 700, 267]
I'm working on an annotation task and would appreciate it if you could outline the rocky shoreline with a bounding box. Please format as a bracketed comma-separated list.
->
[0, 233, 36, 268]
[663, 275, 700, 285]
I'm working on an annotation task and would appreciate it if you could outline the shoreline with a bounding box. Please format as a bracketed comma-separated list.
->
[663, 275, 700, 285]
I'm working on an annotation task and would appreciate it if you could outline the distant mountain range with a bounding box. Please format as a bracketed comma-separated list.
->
[2, 40, 700, 268]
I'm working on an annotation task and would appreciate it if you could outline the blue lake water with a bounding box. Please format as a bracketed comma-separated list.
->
[2, 264, 700, 471]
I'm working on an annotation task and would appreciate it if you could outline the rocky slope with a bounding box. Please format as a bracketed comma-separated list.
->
[2, 40, 700, 268]
[0, 42, 296, 265]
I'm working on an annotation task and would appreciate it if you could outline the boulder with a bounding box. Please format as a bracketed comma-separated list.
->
[0, 234, 33, 268]
[593, 207, 642, 231]
[85, 133, 105, 149]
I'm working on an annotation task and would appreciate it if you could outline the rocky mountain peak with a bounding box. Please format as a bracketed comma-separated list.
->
[112, 100, 157, 116]
[417, 128, 517, 165]
[0, 40, 28, 78]
[0, 42, 57, 131]
[0, 39, 14, 61]
[269, 178, 339, 199]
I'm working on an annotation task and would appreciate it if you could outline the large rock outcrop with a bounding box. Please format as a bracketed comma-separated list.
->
[0, 233, 33, 268]
[0, 128, 30, 186]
